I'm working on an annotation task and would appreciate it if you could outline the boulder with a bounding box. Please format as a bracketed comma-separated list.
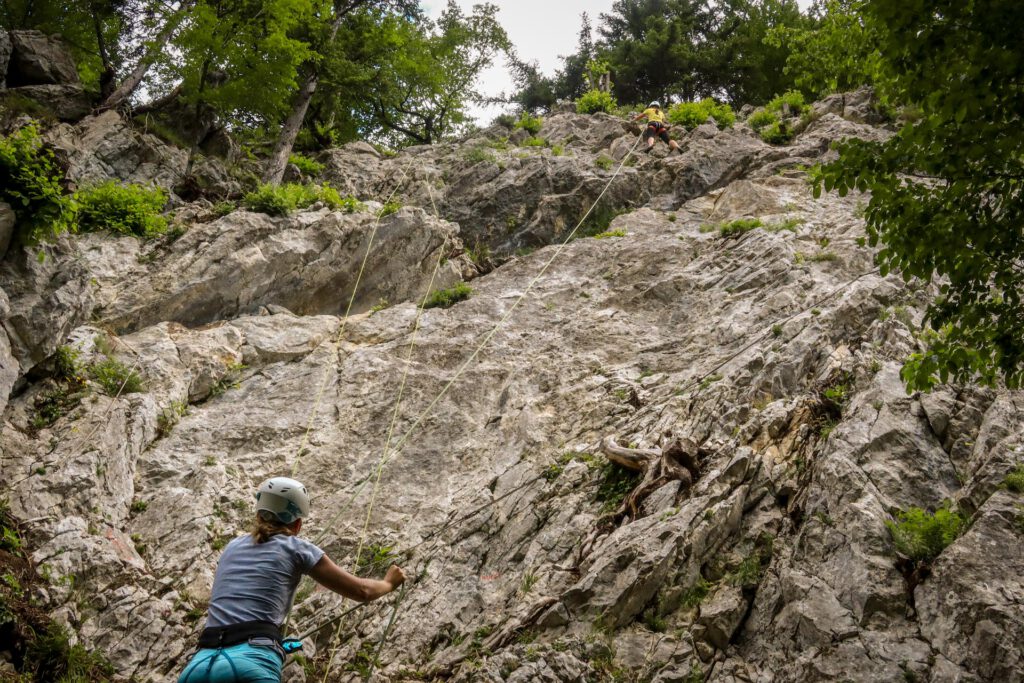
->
[7, 30, 80, 86]
[3, 84, 90, 120]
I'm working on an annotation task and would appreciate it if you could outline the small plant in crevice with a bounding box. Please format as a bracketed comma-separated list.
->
[377, 199, 402, 217]
[89, 357, 144, 396]
[288, 153, 324, 176]
[156, 400, 189, 438]
[595, 155, 614, 171]
[422, 282, 473, 310]
[520, 571, 538, 594]
[369, 298, 390, 315]
[209, 362, 247, 398]
[679, 576, 714, 608]
[594, 461, 643, 513]
[593, 229, 626, 239]
[354, 543, 398, 578]
[1003, 465, 1024, 493]
[719, 218, 763, 238]
[886, 504, 965, 564]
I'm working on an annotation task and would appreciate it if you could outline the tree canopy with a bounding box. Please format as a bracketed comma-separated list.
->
[811, 0, 1024, 390]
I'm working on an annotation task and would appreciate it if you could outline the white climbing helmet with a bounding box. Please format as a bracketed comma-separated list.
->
[649, 101, 661, 109]
[255, 477, 310, 524]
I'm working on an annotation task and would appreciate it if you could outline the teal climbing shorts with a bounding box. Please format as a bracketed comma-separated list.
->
[178, 639, 284, 683]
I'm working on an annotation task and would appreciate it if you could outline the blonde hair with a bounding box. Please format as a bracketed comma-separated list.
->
[250, 513, 297, 544]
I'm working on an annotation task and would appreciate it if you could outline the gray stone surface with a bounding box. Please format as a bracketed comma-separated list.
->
[0, 92, 1021, 683]
[7, 30, 80, 86]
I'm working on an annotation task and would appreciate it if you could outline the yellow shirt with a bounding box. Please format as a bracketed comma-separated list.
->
[642, 107, 666, 123]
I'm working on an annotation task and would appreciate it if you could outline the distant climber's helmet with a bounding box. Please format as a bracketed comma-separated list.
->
[255, 477, 310, 524]
[649, 101, 660, 109]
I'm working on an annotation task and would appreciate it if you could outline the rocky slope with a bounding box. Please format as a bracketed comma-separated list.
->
[1, 85, 1022, 683]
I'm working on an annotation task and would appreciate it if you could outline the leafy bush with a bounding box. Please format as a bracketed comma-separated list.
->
[89, 358, 144, 396]
[243, 183, 358, 216]
[288, 153, 324, 176]
[576, 89, 617, 114]
[422, 282, 472, 309]
[747, 109, 778, 131]
[759, 120, 793, 145]
[668, 98, 735, 130]
[720, 218, 763, 237]
[521, 136, 547, 147]
[514, 113, 543, 135]
[75, 182, 168, 238]
[767, 90, 806, 116]
[886, 505, 965, 562]
[0, 125, 76, 242]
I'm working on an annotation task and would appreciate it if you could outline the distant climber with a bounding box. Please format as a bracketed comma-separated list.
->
[633, 101, 682, 155]
[177, 477, 405, 683]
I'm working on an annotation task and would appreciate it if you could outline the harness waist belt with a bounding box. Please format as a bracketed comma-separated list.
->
[198, 620, 282, 648]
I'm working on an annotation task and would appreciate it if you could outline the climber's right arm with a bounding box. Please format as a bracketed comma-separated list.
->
[308, 555, 406, 602]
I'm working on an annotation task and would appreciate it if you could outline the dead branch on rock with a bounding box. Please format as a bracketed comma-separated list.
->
[600, 435, 702, 520]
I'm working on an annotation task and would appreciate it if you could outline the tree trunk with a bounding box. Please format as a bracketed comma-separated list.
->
[261, 0, 362, 184]
[261, 72, 318, 185]
[100, 1, 193, 111]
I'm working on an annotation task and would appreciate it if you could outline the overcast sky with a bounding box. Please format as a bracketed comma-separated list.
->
[422, 0, 815, 123]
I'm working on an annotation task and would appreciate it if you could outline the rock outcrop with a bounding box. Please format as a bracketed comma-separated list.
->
[1, 93, 1022, 683]
[0, 30, 90, 120]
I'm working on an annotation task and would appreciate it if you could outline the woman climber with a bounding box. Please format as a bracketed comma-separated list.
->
[633, 101, 682, 155]
[178, 476, 406, 683]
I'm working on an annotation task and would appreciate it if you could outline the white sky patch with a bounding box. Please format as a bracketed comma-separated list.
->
[422, 0, 817, 125]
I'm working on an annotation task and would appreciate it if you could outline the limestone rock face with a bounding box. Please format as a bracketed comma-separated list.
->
[1, 93, 1022, 683]
[6, 31, 80, 86]
[1, 30, 91, 120]
[44, 111, 239, 195]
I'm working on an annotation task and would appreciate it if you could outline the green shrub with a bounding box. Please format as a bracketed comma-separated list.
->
[747, 109, 778, 131]
[243, 183, 357, 216]
[422, 282, 473, 309]
[720, 218, 763, 238]
[464, 147, 496, 164]
[521, 136, 547, 147]
[593, 229, 626, 239]
[576, 89, 617, 114]
[288, 153, 324, 176]
[0, 125, 77, 242]
[1004, 465, 1024, 493]
[75, 181, 168, 238]
[212, 201, 236, 218]
[595, 155, 614, 171]
[759, 120, 793, 145]
[25, 622, 115, 682]
[514, 113, 543, 135]
[886, 505, 965, 562]
[89, 358, 144, 396]
[377, 199, 401, 218]
[668, 98, 736, 130]
[767, 90, 806, 116]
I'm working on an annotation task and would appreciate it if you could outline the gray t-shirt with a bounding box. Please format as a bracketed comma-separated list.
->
[205, 533, 325, 628]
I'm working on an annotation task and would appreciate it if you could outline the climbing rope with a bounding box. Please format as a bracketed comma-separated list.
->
[318, 183, 449, 682]
[294, 130, 647, 676]
[290, 163, 414, 478]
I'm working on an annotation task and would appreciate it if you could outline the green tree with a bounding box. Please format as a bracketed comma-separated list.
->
[814, 0, 1024, 390]
[360, 2, 510, 146]
[708, 0, 809, 105]
[597, 0, 713, 105]
[766, 0, 882, 99]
